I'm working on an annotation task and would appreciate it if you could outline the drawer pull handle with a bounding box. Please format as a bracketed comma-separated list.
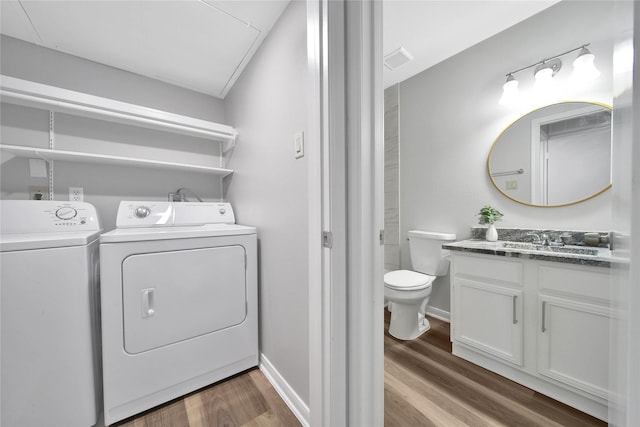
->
[512, 295, 518, 324]
[541, 301, 547, 332]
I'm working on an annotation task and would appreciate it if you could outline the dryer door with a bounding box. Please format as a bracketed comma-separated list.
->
[122, 245, 246, 354]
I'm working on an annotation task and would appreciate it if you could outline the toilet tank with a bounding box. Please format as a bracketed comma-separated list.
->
[408, 230, 457, 276]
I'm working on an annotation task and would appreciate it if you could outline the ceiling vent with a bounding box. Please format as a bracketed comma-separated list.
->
[384, 47, 414, 71]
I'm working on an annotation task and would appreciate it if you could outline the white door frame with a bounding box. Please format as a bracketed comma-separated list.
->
[307, 1, 384, 426]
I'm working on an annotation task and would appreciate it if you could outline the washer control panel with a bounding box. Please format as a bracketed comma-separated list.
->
[116, 201, 235, 228]
[0, 201, 101, 234]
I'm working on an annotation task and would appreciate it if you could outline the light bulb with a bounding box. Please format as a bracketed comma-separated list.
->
[533, 66, 554, 91]
[499, 75, 519, 105]
[573, 47, 600, 82]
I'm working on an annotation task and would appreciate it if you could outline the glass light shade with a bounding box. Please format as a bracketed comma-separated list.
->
[573, 48, 600, 82]
[499, 76, 519, 105]
[533, 67, 554, 91]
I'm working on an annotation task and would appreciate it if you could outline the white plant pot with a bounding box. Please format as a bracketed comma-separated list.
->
[486, 224, 498, 242]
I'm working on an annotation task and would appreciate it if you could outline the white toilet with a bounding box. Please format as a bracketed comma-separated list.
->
[384, 230, 456, 340]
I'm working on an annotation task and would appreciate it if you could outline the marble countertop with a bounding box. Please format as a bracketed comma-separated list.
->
[443, 239, 613, 268]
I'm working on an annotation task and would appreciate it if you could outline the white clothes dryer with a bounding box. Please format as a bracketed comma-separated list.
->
[99, 201, 257, 425]
[0, 200, 102, 427]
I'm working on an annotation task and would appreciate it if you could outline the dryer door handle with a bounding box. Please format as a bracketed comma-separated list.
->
[141, 288, 156, 318]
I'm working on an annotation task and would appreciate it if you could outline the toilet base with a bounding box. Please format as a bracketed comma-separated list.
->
[388, 307, 431, 340]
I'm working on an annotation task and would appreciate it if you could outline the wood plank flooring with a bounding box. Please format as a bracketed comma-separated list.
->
[384, 310, 607, 427]
[114, 368, 301, 427]
[114, 312, 606, 427]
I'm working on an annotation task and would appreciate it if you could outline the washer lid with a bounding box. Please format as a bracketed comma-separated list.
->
[0, 230, 102, 252]
[384, 270, 435, 290]
[100, 223, 256, 243]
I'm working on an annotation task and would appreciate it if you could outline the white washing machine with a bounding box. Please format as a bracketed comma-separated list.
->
[0, 200, 102, 427]
[100, 201, 257, 425]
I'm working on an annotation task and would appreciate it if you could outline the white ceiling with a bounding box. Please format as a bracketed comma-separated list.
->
[383, 0, 561, 88]
[0, 0, 290, 98]
[1, 0, 560, 98]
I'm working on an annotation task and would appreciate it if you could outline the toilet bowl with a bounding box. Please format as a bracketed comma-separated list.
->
[384, 230, 456, 340]
[385, 270, 435, 339]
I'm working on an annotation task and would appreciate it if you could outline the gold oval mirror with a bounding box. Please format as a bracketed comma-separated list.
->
[488, 101, 612, 207]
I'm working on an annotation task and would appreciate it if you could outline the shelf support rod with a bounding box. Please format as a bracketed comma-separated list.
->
[48, 111, 55, 200]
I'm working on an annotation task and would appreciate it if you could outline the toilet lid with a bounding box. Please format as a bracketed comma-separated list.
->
[384, 270, 435, 290]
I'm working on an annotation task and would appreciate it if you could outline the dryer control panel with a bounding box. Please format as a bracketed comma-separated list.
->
[116, 201, 235, 228]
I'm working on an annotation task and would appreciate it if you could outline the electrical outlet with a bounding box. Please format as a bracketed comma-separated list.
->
[506, 180, 518, 190]
[28, 186, 49, 200]
[69, 187, 84, 202]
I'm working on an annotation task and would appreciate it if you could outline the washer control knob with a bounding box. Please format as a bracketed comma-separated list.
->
[55, 206, 77, 220]
[134, 206, 151, 218]
[219, 208, 226, 215]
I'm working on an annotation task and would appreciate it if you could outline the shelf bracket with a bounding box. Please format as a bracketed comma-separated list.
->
[222, 135, 237, 155]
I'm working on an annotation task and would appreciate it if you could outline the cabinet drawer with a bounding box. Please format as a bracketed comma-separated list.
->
[538, 265, 610, 301]
[453, 254, 523, 284]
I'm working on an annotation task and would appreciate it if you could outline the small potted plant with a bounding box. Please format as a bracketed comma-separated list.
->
[477, 205, 503, 242]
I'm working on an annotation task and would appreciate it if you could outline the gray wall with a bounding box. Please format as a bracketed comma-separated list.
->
[1, 35, 227, 231]
[224, 1, 309, 405]
[398, 1, 615, 313]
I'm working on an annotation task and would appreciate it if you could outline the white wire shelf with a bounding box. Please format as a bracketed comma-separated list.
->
[0, 75, 238, 144]
[0, 144, 234, 177]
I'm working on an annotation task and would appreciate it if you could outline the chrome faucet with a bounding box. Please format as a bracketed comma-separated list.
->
[540, 234, 551, 246]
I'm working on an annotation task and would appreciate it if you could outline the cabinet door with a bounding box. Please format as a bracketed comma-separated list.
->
[453, 278, 523, 366]
[538, 295, 610, 399]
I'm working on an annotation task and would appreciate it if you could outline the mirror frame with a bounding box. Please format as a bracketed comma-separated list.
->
[487, 101, 613, 208]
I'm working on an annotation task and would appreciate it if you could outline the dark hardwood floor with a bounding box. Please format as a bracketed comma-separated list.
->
[114, 312, 606, 427]
[384, 309, 607, 427]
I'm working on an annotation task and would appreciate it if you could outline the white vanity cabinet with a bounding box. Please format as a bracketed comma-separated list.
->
[451, 255, 524, 366]
[450, 251, 611, 421]
[537, 264, 611, 400]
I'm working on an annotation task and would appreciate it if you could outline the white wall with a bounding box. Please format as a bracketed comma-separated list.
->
[398, 1, 615, 313]
[1, 35, 227, 230]
[224, 0, 309, 407]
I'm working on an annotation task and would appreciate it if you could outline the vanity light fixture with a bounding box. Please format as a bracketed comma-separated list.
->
[499, 44, 600, 105]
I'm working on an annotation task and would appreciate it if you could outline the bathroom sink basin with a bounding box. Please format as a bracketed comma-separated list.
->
[500, 242, 600, 256]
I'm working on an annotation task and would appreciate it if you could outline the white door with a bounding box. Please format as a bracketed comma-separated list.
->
[453, 278, 524, 366]
[538, 294, 610, 399]
[308, 1, 383, 426]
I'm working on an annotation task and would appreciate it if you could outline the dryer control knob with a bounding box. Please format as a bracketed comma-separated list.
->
[219, 208, 226, 215]
[135, 206, 151, 218]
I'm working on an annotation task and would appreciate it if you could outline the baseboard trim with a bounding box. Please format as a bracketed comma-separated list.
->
[259, 354, 310, 427]
[425, 306, 450, 323]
